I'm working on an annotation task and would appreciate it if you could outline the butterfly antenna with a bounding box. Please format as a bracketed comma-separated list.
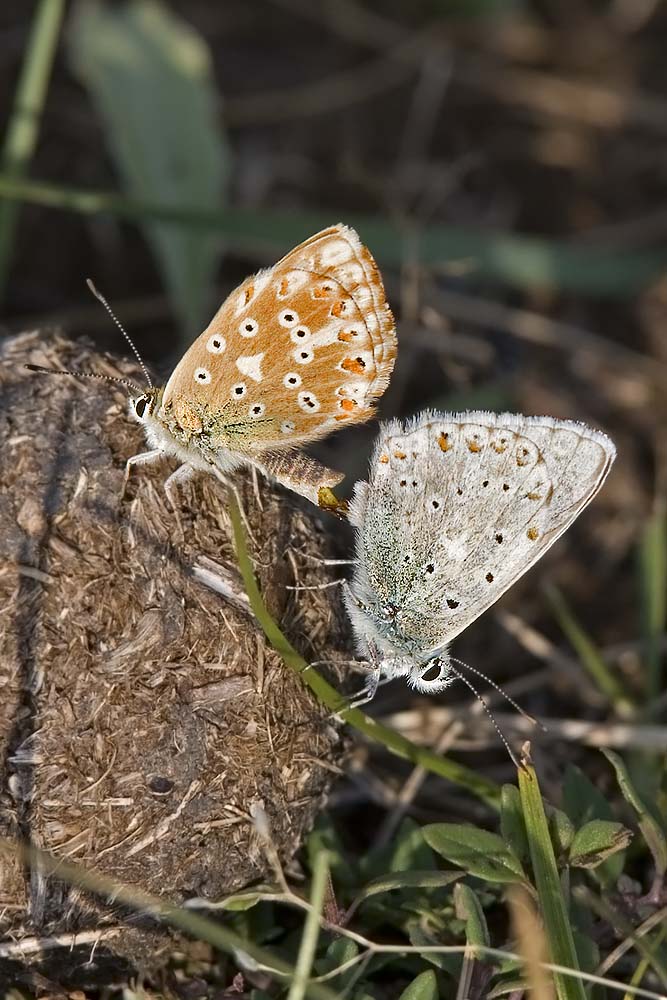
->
[86, 278, 153, 389]
[25, 364, 143, 394]
[448, 664, 523, 770]
[450, 656, 545, 730]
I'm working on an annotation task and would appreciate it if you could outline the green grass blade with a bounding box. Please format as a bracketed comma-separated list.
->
[3, 173, 667, 298]
[0, 0, 65, 299]
[288, 850, 330, 1000]
[68, 0, 228, 339]
[0, 838, 338, 1000]
[638, 509, 667, 703]
[545, 584, 635, 717]
[602, 749, 667, 877]
[226, 490, 501, 808]
[518, 753, 587, 1000]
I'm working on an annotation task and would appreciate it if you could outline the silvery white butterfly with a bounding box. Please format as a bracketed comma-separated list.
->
[344, 410, 615, 702]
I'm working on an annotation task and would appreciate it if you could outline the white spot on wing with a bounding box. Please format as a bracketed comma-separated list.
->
[279, 309, 299, 328]
[239, 318, 259, 338]
[236, 353, 265, 383]
[298, 390, 320, 412]
[206, 334, 226, 354]
[194, 367, 211, 384]
[319, 239, 351, 266]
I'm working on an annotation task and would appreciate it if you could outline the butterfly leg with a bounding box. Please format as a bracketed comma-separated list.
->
[122, 449, 164, 499]
[163, 462, 195, 511]
[347, 664, 384, 710]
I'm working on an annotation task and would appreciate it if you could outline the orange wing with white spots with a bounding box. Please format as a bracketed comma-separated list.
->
[161, 225, 397, 454]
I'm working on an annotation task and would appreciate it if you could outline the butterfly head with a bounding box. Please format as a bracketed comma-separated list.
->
[407, 655, 454, 693]
[130, 387, 161, 424]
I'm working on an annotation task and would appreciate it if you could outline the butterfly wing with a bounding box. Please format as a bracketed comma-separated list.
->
[160, 225, 396, 455]
[349, 410, 615, 658]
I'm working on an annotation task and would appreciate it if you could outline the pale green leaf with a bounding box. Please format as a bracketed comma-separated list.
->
[398, 970, 438, 1000]
[68, 0, 228, 338]
[424, 823, 525, 884]
[568, 820, 632, 869]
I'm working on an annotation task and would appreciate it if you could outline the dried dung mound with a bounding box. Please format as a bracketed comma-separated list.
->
[0, 330, 349, 988]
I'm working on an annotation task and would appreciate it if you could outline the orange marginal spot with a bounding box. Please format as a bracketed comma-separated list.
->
[340, 398, 357, 412]
[331, 300, 346, 317]
[393, 450, 406, 460]
[341, 357, 366, 375]
[278, 277, 289, 297]
[527, 526, 539, 541]
[338, 330, 354, 343]
[526, 491, 542, 501]
[244, 284, 254, 305]
[467, 439, 482, 453]
[438, 431, 452, 452]
[491, 440, 507, 453]
[313, 285, 330, 299]
[379, 454, 389, 464]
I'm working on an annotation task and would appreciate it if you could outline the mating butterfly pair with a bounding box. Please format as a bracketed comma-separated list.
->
[27, 225, 616, 725]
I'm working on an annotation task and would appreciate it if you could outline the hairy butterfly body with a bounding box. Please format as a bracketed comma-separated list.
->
[130, 224, 396, 505]
[345, 410, 615, 697]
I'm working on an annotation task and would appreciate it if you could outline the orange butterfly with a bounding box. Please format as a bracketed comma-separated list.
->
[28, 225, 397, 509]
[129, 224, 396, 506]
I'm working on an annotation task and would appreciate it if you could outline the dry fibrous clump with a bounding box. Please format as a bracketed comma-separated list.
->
[0, 331, 349, 988]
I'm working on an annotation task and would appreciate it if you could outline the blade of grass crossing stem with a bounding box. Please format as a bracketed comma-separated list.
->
[0, 838, 338, 1000]
[287, 851, 330, 1000]
[545, 584, 634, 717]
[518, 752, 587, 1000]
[226, 489, 501, 808]
[3, 173, 667, 298]
[0, 0, 65, 299]
[638, 509, 667, 703]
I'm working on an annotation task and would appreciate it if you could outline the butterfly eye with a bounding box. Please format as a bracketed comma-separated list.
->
[283, 372, 302, 389]
[194, 367, 212, 384]
[231, 382, 247, 398]
[249, 403, 266, 419]
[206, 334, 226, 354]
[419, 660, 444, 684]
[134, 395, 149, 419]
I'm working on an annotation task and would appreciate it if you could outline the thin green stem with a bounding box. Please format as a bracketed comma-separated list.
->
[1, 173, 667, 296]
[638, 508, 666, 703]
[0, 838, 337, 1000]
[226, 489, 501, 809]
[288, 851, 331, 1000]
[0, 1, 65, 297]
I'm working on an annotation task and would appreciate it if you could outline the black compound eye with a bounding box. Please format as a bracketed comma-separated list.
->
[134, 396, 148, 419]
[420, 659, 443, 684]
